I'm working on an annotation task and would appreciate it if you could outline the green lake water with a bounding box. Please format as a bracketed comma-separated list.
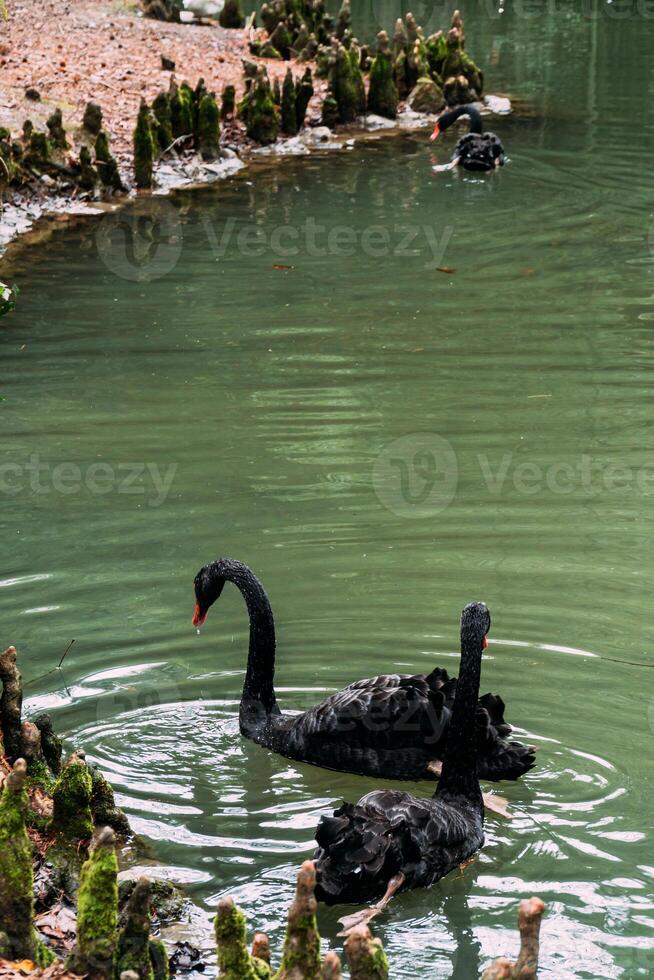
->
[2, 0, 654, 975]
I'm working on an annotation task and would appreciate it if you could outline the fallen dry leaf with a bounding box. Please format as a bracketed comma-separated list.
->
[436, 266, 456, 274]
[272, 264, 294, 271]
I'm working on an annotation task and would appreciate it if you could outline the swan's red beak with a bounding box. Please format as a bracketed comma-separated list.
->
[483, 636, 488, 650]
[192, 602, 207, 627]
[430, 123, 440, 142]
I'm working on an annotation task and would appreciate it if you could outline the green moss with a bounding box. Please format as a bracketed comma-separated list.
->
[258, 41, 282, 59]
[89, 765, 130, 835]
[367, 33, 398, 119]
[221, 84, 236, 120]
[149, 937, 169, 980]
[219, 0, 245, 28]
[115, 877, 155, 980]
[269, 21, 292, 59]
[78, 144, 98, 191]
[66, 828, 118, 979]
[152, 92, 173, 150]
[295, 67, 313, 130]
[329, 41, 360, 124]
[95, 131, 125, 192]
[197, 92, 221, 160]
[275, 863, 322, 980]
[83, 102, 103, 136]
[425, 31, 447, 80]
[46, 107, 69, 150]
[440, 27, 483, 96]
[26, 758, 55, 794]
[214, 898, 259, 980]
[170, 82, 194, 139]
[407, 35, 430, 88]
[280, 69, 298, 136]
[320, 92, 339, 129]
[238, 68, 279, 145]
[133, 101, 156, 189]
[0, 763, 54, 965]
[23, 131, 51, 173]
[52, 756, 94, 839]
[345, 928, 389, 980]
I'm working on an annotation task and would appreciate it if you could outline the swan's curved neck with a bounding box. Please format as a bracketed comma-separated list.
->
[220, 562, 277, 718]
[436, 629, 483, 803]
[439, 104, 483, 135]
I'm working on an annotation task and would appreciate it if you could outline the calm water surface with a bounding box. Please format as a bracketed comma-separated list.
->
[2, 1, 654, 976]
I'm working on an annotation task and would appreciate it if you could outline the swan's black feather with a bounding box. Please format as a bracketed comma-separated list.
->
[454, 132, 505, 172]
[264, 670, 534, 782]
[315, 789, 484, 905]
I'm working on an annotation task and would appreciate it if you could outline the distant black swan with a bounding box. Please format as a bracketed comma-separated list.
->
[192, 558, 534, 782]
[313, 602, 490, 924]
[430, 104, 505, 172]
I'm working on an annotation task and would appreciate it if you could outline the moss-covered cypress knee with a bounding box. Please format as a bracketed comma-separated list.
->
[95, 131, 125, 192]
[0, 759, 55, 966]
[115, 876, 159, 980]
[276, 860, 322, 980]
[170, 81, 194, 140]
[66, 827, 119, 979]
[89, 764, 130, 834]
[238, 66, 279, 145]
[367, 32, 398, 119]
[34, 713, 63, 775]
[78, 145, 98, 191]
[344, 925, 389, 980]
[295, 67, 313, 129]
[335, 0, 350, 40]
[320, 92, 339, 129]
[83, 101, 103, 136]
[214, 897, 262, 980]
[221, 84, 236, 120]
[52, 753, 94, 839]
[197, 92, 221, 160]
[329, 40, 359, 124]
[281, 69, 298, 136]
[133, 101, 156, 189]
[219, 0, 245, 28]
[0, 646, 23, 762]
[149, 937, 170, 980]
[152, 92, 174, 151]
[47, 107, 69, 150]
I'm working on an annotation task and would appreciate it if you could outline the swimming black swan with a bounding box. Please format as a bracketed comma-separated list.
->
[313, 602, 490, 928]
[430, 104, 505, 172]
[192, 559, 534, 783]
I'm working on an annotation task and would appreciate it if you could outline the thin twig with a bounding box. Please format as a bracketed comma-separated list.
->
[57, 639, 75, 669]
[160, 132, 193, 156]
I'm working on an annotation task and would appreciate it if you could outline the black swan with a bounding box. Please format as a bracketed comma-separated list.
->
[430, 104, 505, 172]
[313, 602, 490, 929]
[192, 559, 535, 783]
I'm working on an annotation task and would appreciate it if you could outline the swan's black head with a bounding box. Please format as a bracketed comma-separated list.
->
[460, 601, 491, 650]
[192, 559, 228, 627]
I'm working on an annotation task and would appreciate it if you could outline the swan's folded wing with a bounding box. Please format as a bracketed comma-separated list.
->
[293, 676, 450, 749]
